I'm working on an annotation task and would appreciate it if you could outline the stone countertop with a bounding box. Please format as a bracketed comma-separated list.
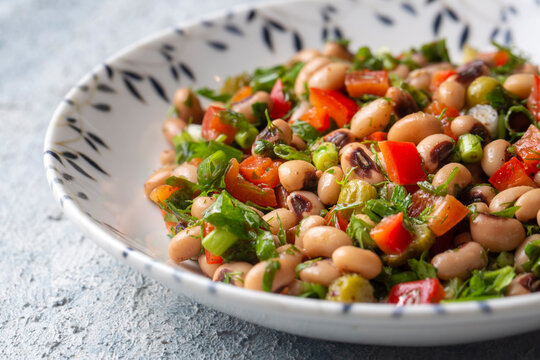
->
[1, 0, 539, 358]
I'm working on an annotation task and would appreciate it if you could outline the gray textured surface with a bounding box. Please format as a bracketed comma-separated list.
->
[1, 0, 540, 358]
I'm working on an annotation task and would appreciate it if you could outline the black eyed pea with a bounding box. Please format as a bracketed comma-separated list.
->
[332, 246, 382, 280]
[254, 119, 293, 147]
[289, 49, 321, 64]
[431, 242, 487, 280]
[294, 57, 333, 97]
[278, 160, 317, 192]
[308, 62, 350, 91]
[464, 185, 497, 205]
[298, 259, 342, 286]
[287, 191, 324, 219]
[538, 209, 540, 227]
[455, 60, 490, 86]
[340, 143, 384, 184]
[518, 63, 540, 74]
[389, 64, 410, 81]
[173, 88, 204, 124]
[168, 226, 202, 264]
[191, 196, 216, 219]
[212, 262, 253, 287]
[470, 202, 489, 213]
[506, 273, 540, 296]
[263, 208, 299, 235]
[171, 163, 198, 183]
[322, 41, 354, 61]
[503, 73, 534, 99]
[231, 91, 273, 123]
[324, 129, 356, 150]
[291, 134, 307, 151]
[385, 86, 418, 119]
[432, 163, 472, 196]
[302, 226, 353, 258]
[535, 171, 540, 187]
[406, 69, 431, 91]
[350, 98, 393, 138]
[450, 115, 491, 144]
[198, 255, 221, 279]
[433, 80, 467, 110]
[144, 165, 176, 198]
[470, 213, 526, 252]
[515, 188, 540, 222]
[318, 166, 344, 205]
[488, 186, 535, 213]
[160, 149, 176, 165]
[481, 139, 511, 177]
[163, 118, 187, 145]
[514, 235, 540, 273]
[416, 134, 455, 173]
[295, 215, 326, 250]
[387, 112, 443, 145]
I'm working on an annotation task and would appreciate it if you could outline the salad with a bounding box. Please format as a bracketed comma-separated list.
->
[144, 39, 540, 305]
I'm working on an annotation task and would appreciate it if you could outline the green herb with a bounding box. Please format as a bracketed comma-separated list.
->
[346, 215, 375, 249]
[173, 131, 243, 164]
[262, 260, 280, 292]
[196, 150, 229, 191]
[295, 258, 323, 277]
[330, 38, 351, 47]
[223, 271, 244, 285]
[290, 120, 321, 143]
[408, 252, 437, 279]
[352, 46, 399, 71]
[251, 102, 269, 126]
[251, 65, 284, 93]
[163, 213, 179, 223]
[256, 230, 279, 261]
[417, 166, 459, 196]
[447, 266, 516, 301]
[220, 239, 258, 263]
[276, 214, 287, 246]
[522, 237, 540, 277]
[273, 144, 311, 162]
[167, 105, 179, 118]
[399, 82, 431, 110]
[491, 41, 526, 75]
[298, 282, 328, 299]
[490, 206, 521, 218]
[219, 109, 259, 148]
[281, 62, 305, 94]
[420, 39, 451, 63]
[525, 224, 540, 236]
[196, 87, 232, 103]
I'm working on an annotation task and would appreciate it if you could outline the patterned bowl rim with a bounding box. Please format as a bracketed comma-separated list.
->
[44, 0, 540, 319]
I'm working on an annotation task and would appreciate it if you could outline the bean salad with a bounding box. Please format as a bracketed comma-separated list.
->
[145, 39, 540, 305]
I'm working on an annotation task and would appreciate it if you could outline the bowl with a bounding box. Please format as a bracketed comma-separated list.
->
[44, 0, 540, 345]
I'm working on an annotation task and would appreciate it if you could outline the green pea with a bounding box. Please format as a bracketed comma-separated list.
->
[312, 142, 339, 171]
[466, 76, 499, 108]
[337, 179, 377, 218]
[326, 274, 374, 303]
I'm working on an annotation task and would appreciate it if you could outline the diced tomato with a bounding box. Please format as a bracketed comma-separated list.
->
[149, 185, 179, 205]
[379, 141, 427, 185]
[239, 155, 281, 188]
[370, 212, 412, 255]
[514, 124, 540, 173]
[494, 50, 509, 67]
[205, 249, 223, 264]
[430, 69, 457, 92]
[366, 131, 387, 141]
[489, 157, 536, 191]
[230, 85, 253, 103]
[324, 206, 348, 231]
[427, 195, 469, 237]
[425, 100, 460, 139]
[269, 79, 292, 119]
[527, 74, 540, 123]
[309, 88, 359, 127]
[201, 105, 237, 144]
[387, 278, 446, 305]
[299, 107, 330, 131]
[224, 158, 277, 207]
[345, 70, 390, 98]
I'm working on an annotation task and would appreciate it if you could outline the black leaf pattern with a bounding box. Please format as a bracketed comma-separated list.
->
[64, 99, 75, 106]
[426, 0, 437, 4]
[170, 65, 179, 81]
[62, 173, 73, 181]
[508, 6, 517, 14]
[333, 26, 343, 39]
[87, 132, 109, 149]
[44, 150, 63, 165]
[207, 41, 228, 51]
[267, 19, 285, 32]
[62, 151, 78, 159]
[162, 43, 174, 51]
[66, 117, 77, 124]
[160, 50, 173, 61]
[505, 29, 513, 45]
[224, 24, 244, 36]
[375, 13, 394, 26]
[84, 136, 98, 152]
[148, 76, 169, 103]
[322, 26, 328, 41]
[104, 64, 114, 79]
[123, 77, 145, 103]
[66, 159, 96, 181]
[445, 7, 459, 21]
[179, 62, 195, 81]
[321, 11, 330, 22]
[78, 152, 109, 175]
[293, 31, 303, 51]
[69, 124, 82, 133]
[79, 85, 89, 92]
[92, 103, 111, 112]
[401, 3, 417, 15]
[459, 24, 470, 49]
[262, 25, 273, 52]
[500, 11, 507, 23]
[490, 27, 500, 41]
[433, 11, 443, 36]
[246, 9, 256, 22]
[326, 4, 337, 13]
[175, 27, 184, 36]
[77, 192, 88, 200]
[97, 84, 115, 93]
[202, 20, 214, 27]
[123, 70, 144, 81]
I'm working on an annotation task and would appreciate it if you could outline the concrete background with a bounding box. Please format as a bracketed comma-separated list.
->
[1, 0, 539, 358]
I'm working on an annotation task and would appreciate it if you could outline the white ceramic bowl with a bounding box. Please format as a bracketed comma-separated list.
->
[44, 0, 540, 345]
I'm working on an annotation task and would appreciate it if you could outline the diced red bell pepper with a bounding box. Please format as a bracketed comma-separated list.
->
[366, 131, 388, 141]
[345, 70, 390, 98]
[427, 195, 469, 237]
[149, 185, 179, 206]
[309, 88, 359, 128]
[230, 85, 253, 103]
[388, 278, 446, 305]
[224, 158, 277, 207]
[379, 141, 427, 185]
[324, 206, 349, 231]
[425, 100, 460, 139]
[494, 50, 509, 67]
[514, 124, 540, 173]
[269, 79, 292, 119]
[239, 155, 281, 188]
[527, 74, 540, 123]
[298, 107, 330, 131]
[370, 212, 412, 255]
[201, 105, 237, 144]
[489, 157, 536, 191]
[430, 70, 457, 93]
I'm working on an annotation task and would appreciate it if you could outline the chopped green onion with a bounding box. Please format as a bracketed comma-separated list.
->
[234, 127, 258, 149]
[457, 134, 483, 163]
[312, 142, 339, 171]
[202, 228, 239, 256]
